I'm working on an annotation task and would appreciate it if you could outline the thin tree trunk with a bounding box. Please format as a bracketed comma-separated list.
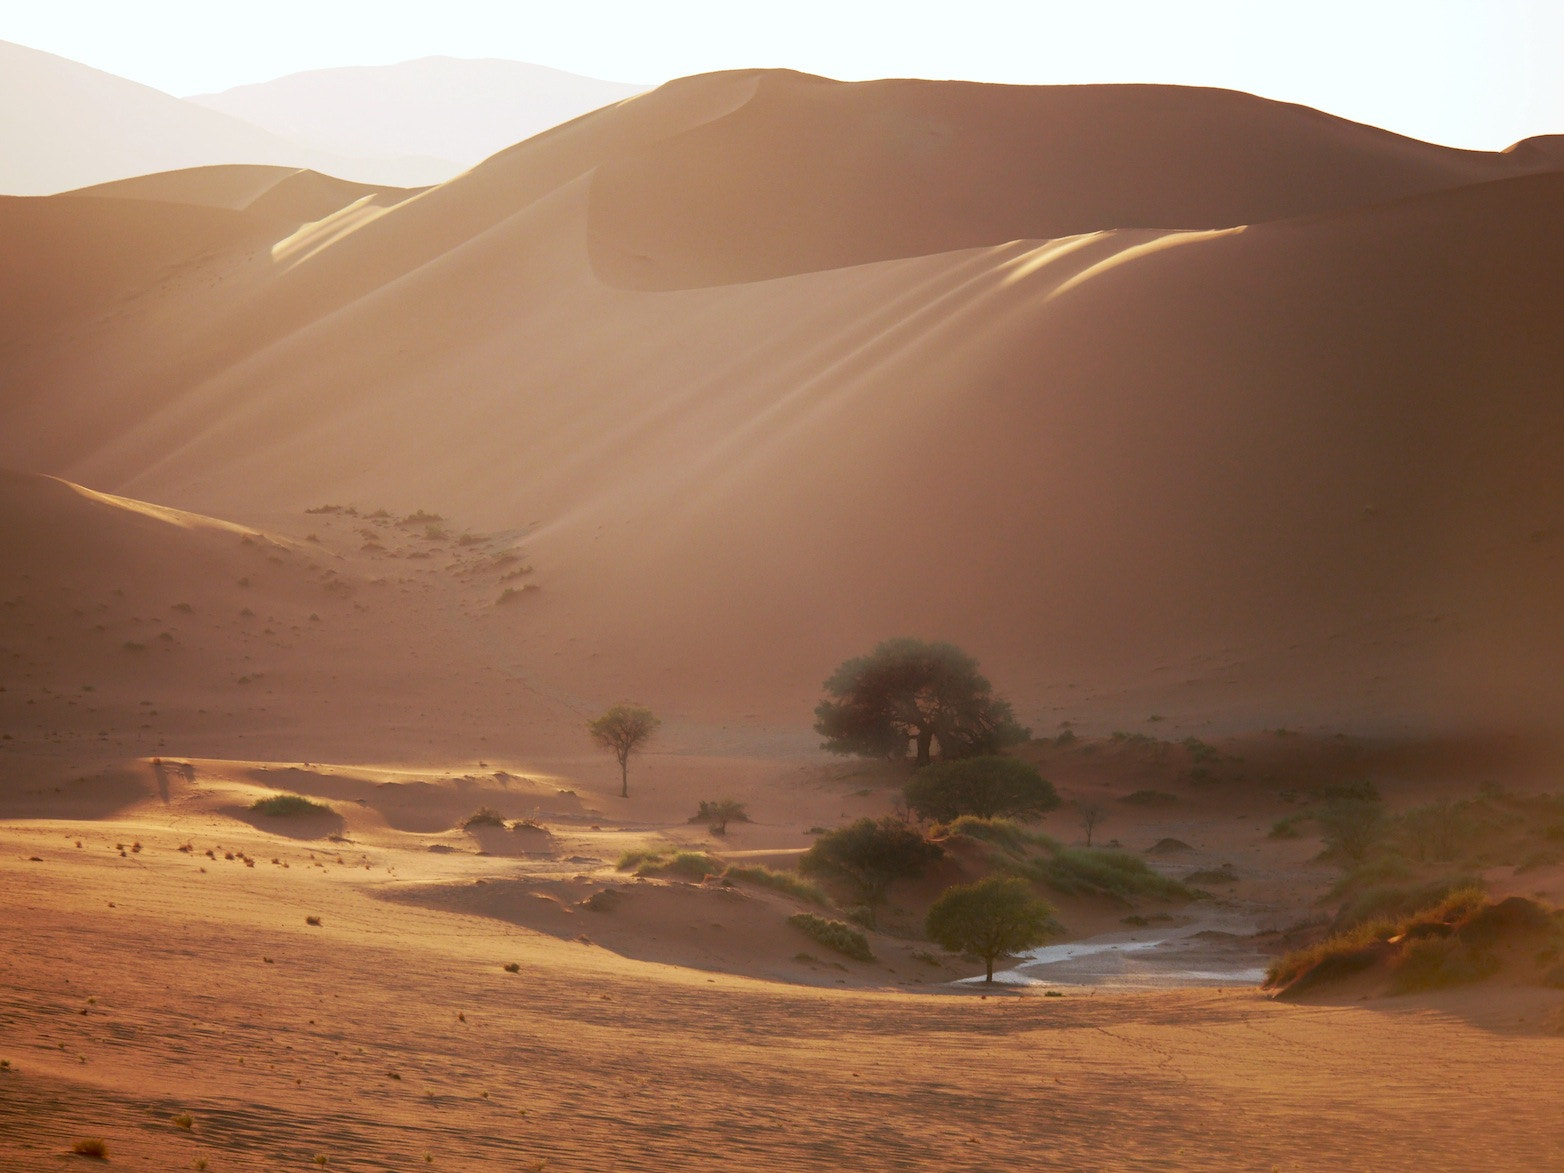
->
[915, 728, 933, 766]
[620, 753, 629, 798]
[985, 955, 994, 982]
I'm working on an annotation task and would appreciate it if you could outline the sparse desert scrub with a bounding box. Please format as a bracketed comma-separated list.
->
[788, 913, 873, 962]
[616, 849, 724, 880]
[690, 799, 749, 835]
[1021, 846, 1194, 903]
[250, 794, 331, 817]
[71, 1137, 108, 1158]
[943, 815, 1057, 856]
[948, 818, 1191, 903]
[462, 807, 506, 829]
[724, 865, 829, 906]
[171, 1113, 193, 1129]
[1266, 887, 1495, 993]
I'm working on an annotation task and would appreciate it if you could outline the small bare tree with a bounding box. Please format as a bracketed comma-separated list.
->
[1077, 800, 1106, 847]
[587, 704, 660, 798]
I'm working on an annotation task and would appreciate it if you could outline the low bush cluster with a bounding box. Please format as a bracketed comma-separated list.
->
[787, 913, 873, 962]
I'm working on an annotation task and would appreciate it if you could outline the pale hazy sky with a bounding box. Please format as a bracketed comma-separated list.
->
[8, 1, 1562, 149]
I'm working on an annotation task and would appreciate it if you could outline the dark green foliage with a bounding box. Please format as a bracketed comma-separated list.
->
[925, 875, 1061, 982]
[788, 913, 873, 962]
[813, 639, 1028, 766]
[800, 817, 942, 913]
[904, 756, 1059, 822]
[587, 704, 660, 797]
[249, 794, 331, 817]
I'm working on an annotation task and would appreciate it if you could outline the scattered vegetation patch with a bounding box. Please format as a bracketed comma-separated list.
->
[71, 1138, 108, 1158]
[250, 794, 331, 818]
[462, 807, 507, 829]
[690, 799, 749, 835]
[616, 849, 725, 881]
[1022, 847, 1194, 904]
[1120, 789, 1179, 806]
[1264, 889, 1540, 996]
[944, 816, 1056, 856]
[788, 914, 873, 962]
[724, 865, 829, 907]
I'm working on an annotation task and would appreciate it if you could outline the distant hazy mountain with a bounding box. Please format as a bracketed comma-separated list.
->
[189, 57, 649, 171]
[0, 40, 453, 194]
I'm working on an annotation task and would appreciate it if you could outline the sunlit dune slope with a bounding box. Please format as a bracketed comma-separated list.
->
[588, 72, 1561, 288]
[0, 469, 580, 777]
[4, 70, 1564, 743]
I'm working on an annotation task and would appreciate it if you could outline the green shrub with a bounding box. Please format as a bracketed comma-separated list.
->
[250, 794, 331, 817]
[925, 875, 1061, 982]
[724, 865, 829, 906]
[800, 818, 942, 914]
[788, 914, 873, 962]
[904, 756, 1060, 822]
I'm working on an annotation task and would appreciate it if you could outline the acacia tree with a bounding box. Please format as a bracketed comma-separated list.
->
[925, 875, 1059, 983]
[904, 756, 1060, 823]
[813, 639, 1028, 767]
[587, 704, 660, 798]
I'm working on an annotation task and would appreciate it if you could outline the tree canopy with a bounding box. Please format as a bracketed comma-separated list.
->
[813, 638, 1028, 766]
[799, 816, 943, 916]
[925, 875, 1060, 982]
[586, 704, 660, 798]
[903, 755, 1060, 823]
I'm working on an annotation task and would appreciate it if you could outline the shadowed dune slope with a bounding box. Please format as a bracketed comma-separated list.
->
[3, 71, 1564, 743]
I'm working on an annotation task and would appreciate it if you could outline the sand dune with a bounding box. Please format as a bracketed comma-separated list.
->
[0, 40, 455, 195]
[189, 56, 648, 176]
[3, 71, 1562, 749]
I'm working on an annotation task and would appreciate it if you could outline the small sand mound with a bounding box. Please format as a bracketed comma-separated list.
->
[1145, 838, 1194, 855]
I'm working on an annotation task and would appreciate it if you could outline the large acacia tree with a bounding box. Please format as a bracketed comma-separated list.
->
[813, 639, 1027, 766]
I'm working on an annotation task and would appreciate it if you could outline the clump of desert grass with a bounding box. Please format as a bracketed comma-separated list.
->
[723, 865, 829, 906]
[788, 913, 874, 962]
[71, 1137, 108, 1158]
[616, 849, 724, 881]
[250, 794, 331, 817]
[462, 807, 507, 829]
[1263, 887, 1539, 996]
[945, 817, 1194, 903]
[616, 848, 828, 903]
